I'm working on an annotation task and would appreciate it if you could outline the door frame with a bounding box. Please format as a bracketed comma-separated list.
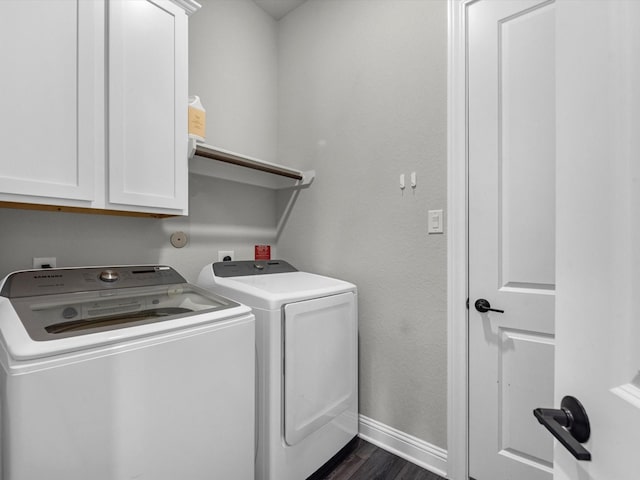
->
[447, 1, 474, 478]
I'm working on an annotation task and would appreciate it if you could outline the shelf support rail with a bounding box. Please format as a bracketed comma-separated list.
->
[193, 143, 314, 186]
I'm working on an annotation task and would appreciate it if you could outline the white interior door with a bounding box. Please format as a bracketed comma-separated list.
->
[468, 1, 556, 479]
[552, 1, 640, 478]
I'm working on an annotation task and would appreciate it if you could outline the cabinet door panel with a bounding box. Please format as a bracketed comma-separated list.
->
[108, 0, 188, 212]
[0, 0, 96, 202]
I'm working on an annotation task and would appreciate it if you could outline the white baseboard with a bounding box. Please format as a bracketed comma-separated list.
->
[358, 415, 448, 478]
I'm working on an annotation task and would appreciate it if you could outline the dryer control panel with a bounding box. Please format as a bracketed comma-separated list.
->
[213, 260, 298, 277]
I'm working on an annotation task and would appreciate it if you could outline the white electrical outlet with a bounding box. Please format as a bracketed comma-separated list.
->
[218, 250, 234, 262]
[33, 257, 57, 269]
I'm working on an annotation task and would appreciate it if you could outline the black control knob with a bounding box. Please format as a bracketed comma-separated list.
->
[62, 307, 78, 319]
[99, 269, 119, 282]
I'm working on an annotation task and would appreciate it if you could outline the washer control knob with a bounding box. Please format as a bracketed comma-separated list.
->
[62, 307, 78, 319]
[254, 263, 264, 270]
[99, 269, 119, 282]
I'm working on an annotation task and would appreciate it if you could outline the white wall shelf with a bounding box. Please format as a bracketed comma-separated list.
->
[189, 142, 315, 190]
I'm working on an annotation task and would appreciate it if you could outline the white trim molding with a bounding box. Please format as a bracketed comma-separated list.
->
[447, 0, 472, 479]
[168, 0, 201, 16]
[358, 415, 447, 478]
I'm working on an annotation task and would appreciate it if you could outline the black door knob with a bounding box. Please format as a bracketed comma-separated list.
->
[474, 298, 504, 313]
[533, 396, 591, 461]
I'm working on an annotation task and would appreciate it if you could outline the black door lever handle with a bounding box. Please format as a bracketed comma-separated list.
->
[474, 298, 504, 313]
[533, 396, 592, 461]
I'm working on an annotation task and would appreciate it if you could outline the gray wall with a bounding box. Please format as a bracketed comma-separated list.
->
[0, 174, 276, 282]
[189, 0, 278, 162]
[276, 0, 448, 448]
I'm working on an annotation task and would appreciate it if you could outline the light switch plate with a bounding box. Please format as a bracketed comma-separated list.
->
[428, 209, 444, 234]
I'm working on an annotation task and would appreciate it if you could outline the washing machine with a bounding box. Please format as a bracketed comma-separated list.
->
[197, 260, 358, 480]
[0, 265, 255, 480]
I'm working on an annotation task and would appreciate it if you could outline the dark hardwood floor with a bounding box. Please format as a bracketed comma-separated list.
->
[309, 437, 445, 480]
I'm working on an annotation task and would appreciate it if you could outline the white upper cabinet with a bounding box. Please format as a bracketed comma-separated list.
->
[0, 0, 100, 204]
[0, 0, 197, 216]
[107, 0, 189, 214]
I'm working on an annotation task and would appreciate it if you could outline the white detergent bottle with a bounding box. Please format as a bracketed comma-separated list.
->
[188, 95, 206, 143]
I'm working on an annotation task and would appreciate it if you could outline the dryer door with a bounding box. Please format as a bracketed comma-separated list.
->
[283, 292, 357, 446]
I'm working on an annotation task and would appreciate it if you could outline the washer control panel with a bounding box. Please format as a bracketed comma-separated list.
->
[1, 266, 186, 298]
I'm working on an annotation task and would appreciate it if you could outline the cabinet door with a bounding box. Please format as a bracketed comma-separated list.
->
[108, 0, 188, 213]
[0, 0, 99, 203]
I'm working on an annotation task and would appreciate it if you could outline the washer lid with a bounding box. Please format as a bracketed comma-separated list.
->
[0, 266, 252, 360]
[9, 283, 240, 341]
[208, 270, 356, 310]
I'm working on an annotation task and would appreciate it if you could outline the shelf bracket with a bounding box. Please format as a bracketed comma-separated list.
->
[190, 141, 315, 189]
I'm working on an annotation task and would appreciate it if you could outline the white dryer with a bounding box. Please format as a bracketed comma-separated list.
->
[0, 265, 255, 480]
[197, 260, 358, 480]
